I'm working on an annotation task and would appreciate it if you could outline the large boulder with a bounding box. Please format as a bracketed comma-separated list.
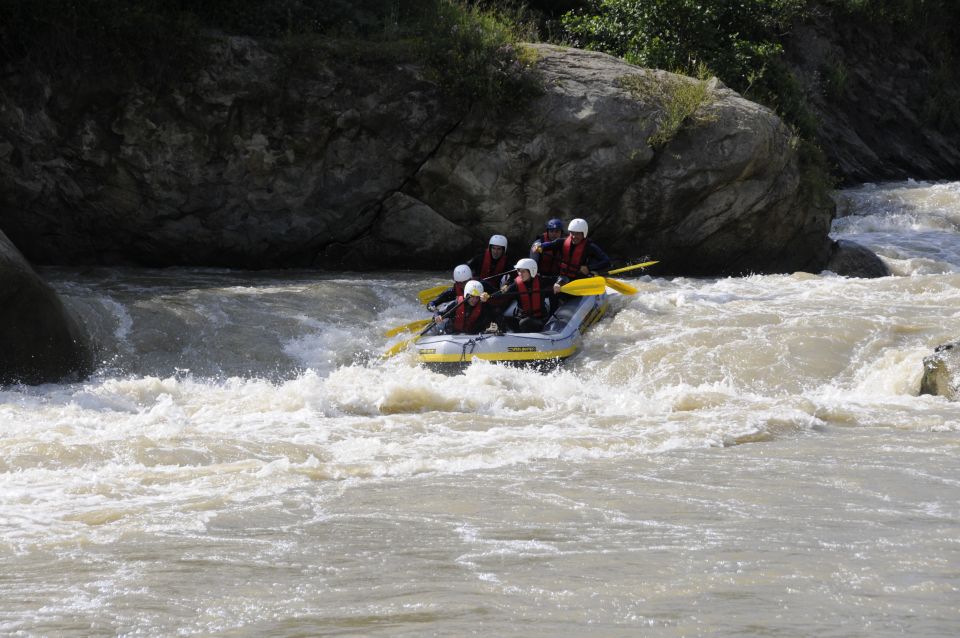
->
[920, 342, 960, 401]
[0, 231, 92, 384]
[365, 44, 836, 276]
[0, 37, 462, 268]
[0, 38, 843, 275]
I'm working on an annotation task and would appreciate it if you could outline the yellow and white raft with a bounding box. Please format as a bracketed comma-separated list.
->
[413, 293, 609, 366]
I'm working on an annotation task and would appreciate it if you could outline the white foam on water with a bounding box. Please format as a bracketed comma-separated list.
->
[833, 181, 960, 271]
[4, 181, 959, 565]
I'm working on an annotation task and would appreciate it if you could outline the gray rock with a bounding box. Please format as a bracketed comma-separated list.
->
[399, 45, 836, 276]
[824, 239, 891, 277]
[0, 231, 92, 385]
[784, 17, 960, 183]
[0, 37, 846, 275]
[920, 342, 960, 401]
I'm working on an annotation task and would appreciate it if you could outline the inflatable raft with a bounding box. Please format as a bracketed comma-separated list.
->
[413, 293, 609, 366]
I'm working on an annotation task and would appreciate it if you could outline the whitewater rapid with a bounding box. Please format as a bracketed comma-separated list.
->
[1, 180, 958, 636]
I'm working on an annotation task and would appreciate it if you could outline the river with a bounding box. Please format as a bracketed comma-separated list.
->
[1, 181, 958, 636]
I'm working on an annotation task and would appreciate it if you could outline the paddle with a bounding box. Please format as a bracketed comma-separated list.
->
[384, 318, 432, 337]
[385, 278, 606, 359]
[556, 276, 608, 296]
[607, 260, 659, 275]
[417, 284, 449, 305]
[594, 259, 658, 294]
[603, 278, 638, 295]
[417, 269, 519, 306]
[383, 297, 468, 359]
[551, 260, 657, 296]
[561, 272, 639, 295]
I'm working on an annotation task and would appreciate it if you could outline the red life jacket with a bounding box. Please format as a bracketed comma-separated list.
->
[538, 232, 560, 276]
[560, 235, 589, 279]
[480, 248, 508, 280]
[454, 281, 465, 296]
[515, 275, 544, 318]
[454, 295, 485, 333]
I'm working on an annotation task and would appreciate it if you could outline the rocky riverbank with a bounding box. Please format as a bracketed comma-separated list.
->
[1, 38, 866, 276]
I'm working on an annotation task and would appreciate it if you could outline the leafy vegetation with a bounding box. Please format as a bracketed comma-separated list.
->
[417, 3, 542, 109]
[619, 65, 717, 149]
[2, 0, 957, 161]
[552, 0, 960, 174]
[560, 0, 805, 91]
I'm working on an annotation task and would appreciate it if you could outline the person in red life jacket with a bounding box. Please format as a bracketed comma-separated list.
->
[537, 218, 611, 295]
[530, 217, 565, 277]
[434, 280, 497, 335]
[498, 258, 557, 333]
[426, 264, 473, 312]
[466, 234, 510, 292]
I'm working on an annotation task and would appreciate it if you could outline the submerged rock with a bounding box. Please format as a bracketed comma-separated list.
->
[0, 231, 92, 385]
[920, 342, 960, 401]
[1, 38, 845, 275]
[823, 239, 891, 278]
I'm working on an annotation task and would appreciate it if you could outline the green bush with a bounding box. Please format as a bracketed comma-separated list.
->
[560, 0, 805, 91]
[619, 65, 717, 149]
[418, 2, 541, 109]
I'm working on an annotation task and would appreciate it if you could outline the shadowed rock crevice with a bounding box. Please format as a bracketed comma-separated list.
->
[784, 10, 960, 183]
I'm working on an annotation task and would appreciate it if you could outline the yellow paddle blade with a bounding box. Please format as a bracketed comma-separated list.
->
[607, 260, 659, 276]
[382, 338, 413, 359]
[604, 277, 638, 295]
[384, 318, 432, 337]
[559, 276, 607, 296]
[417, 284, 449, 305]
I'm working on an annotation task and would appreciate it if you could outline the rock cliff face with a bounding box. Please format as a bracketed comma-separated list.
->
[784, 11, 960, 183]
[0, 38, 843, 275]
[0, 231, 92, 385]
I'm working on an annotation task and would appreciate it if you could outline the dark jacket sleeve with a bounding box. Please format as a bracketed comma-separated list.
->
[533, 238, 563, 267]
[587, 242, 612, 272]
[431, 287, 456, 307]
[540, 275, 559, 292]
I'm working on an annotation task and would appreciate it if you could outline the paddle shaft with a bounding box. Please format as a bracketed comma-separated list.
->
[420, 296, 472, 336]
[606, 260, 659, 276]
[382, 298, 470, 358]
[420, 269, 515, 306]
[481, 269, 517, 283]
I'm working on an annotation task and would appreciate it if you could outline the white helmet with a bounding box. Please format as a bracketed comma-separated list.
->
[568, 218, 588, 237]
[453, 264, 472, 282]
[488, 234, 508, 249]
[464, 280, 484, 297]
[514, 258, 538, 279]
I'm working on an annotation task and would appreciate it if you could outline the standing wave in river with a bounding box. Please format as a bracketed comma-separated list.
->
[1, 181, 958, 636]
